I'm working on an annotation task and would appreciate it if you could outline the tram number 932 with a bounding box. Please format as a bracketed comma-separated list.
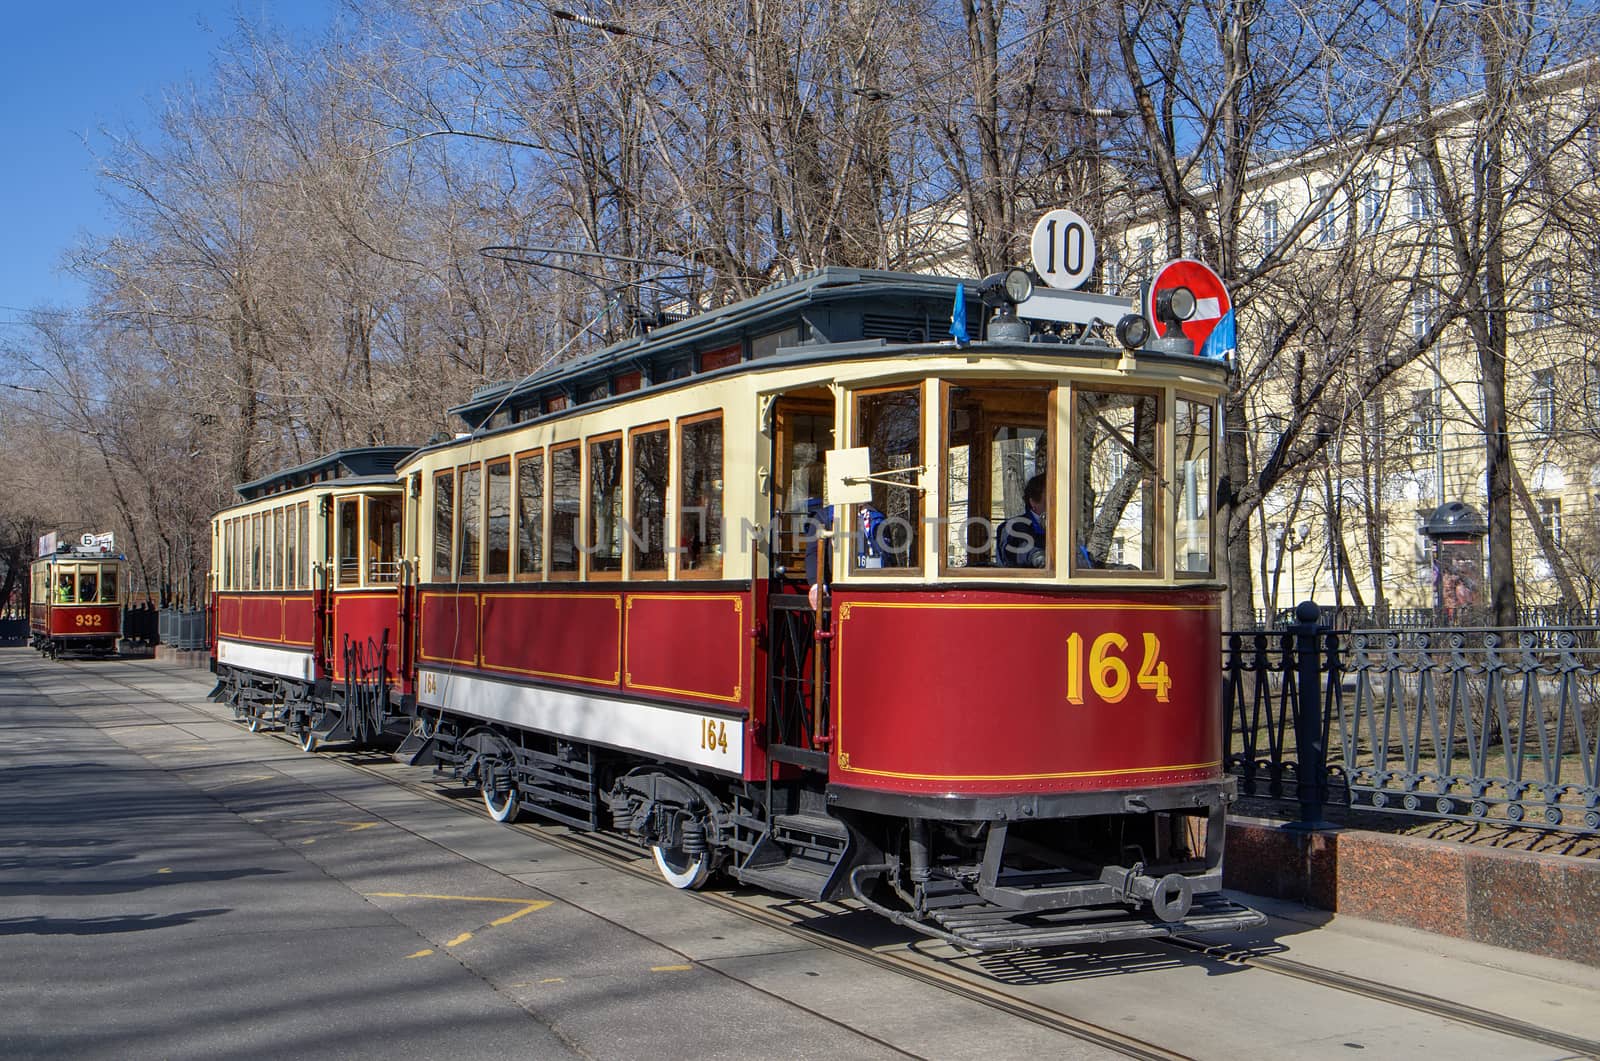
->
[1064, 632, 1171, 705]
[73, 613, 105, 628]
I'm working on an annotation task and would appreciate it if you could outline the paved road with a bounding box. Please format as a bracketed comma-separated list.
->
[3, 649, 1598, 1060]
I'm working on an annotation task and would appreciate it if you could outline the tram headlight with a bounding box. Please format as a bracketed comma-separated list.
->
[1155, 285, 1197, 332]
[1115, 313, 1151, 350]
[977, 268, 1034, 307]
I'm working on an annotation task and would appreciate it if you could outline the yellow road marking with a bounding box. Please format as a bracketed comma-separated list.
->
[405, 949, 433, 959]
[156, 868, 172, 874]
[541, 978, 564, 984]
[445, 932, 472, 947]
[301, 839, 316, 845]
[651, 964, 693, 973]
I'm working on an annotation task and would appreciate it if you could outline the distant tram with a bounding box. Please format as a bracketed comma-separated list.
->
[31, 539, 125, 657]
[211, 262, 1264, 950]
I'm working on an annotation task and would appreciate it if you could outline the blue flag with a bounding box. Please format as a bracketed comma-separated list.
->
[1200, 307, 1235, 361]
[948, 283, 970, 346]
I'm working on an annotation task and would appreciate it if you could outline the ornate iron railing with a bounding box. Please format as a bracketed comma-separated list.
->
[1224, 608, 1600, 836]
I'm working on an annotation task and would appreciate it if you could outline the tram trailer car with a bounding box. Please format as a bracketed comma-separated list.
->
[209, 447, 417, 749]
[30, 546, 125, 657]
[386, 265, 1265, 951]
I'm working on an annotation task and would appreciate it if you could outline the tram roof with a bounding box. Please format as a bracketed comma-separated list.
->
[451, 267, 972, 429]
[234, 446, 418, 501]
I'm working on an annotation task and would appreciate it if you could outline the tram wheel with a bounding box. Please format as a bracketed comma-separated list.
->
[297, 727, 319, 753]
[482, 783, 521, 823]
[652, 844, 712, 890]
[247, 714, 264, 733]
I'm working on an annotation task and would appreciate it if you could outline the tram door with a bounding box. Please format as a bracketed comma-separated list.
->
[765, 393, 835, 770]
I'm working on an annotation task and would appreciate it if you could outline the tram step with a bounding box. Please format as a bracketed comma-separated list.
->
[734, 857, 840, 900]
[923, 893, 1267, 952]
[736, 812, 854, 900]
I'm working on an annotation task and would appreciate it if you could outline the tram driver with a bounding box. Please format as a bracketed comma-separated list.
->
[56, 573, 74, 603]
[998, 474, 1048, 568]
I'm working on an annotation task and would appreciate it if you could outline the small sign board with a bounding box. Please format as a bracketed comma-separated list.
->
[1029, 209, 1097, 291]
[37, 531, 58, 558]
[80, 532, 116, 553]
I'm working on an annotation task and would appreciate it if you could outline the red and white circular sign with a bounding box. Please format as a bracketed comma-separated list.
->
[1147, 259, 1232, 357]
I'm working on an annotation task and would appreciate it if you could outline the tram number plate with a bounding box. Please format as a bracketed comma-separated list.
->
[1064, 632, 1171, 705]
[422, 672, 438, 695]
[700, 718, 729, 754]
[73, 613, 104, 628]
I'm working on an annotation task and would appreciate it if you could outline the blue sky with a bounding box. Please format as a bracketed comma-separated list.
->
[0, 2, 335, 325]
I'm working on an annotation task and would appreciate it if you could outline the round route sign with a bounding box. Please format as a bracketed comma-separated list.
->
[1029, 209, 1097, 291]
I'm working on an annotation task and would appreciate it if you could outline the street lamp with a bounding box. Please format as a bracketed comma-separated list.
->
[1273, 523, 1310, 613]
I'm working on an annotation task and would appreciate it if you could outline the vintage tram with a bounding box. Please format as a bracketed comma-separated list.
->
[30, 539, 125, 657]
[381, 264, 1261, 950]
[209, 447, 415, 749]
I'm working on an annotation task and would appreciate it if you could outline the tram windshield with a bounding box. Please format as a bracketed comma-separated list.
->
[1074, 389, 1159, 573]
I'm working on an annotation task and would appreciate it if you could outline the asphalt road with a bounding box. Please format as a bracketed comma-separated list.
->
[4, 649, 1599, 1060]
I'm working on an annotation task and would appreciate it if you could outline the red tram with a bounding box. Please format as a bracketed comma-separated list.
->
[30, 539, 125, 657]
[211, 265, 1263, 950]
[209, 448, 414, 748]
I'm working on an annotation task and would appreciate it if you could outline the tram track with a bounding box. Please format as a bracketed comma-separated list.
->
[60, 660, 1600, 1060]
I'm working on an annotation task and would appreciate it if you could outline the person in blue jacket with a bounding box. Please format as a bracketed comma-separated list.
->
[999, 473, 1048, 568]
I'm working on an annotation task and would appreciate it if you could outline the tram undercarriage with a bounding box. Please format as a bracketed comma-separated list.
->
[401, 711, 1263, 952]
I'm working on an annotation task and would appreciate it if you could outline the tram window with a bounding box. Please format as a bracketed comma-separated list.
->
[942, 383, 1051, 572]
[853, 387, 923, 573]
[459, 465, 482, 581]
[269, 507, 281, 589]
[631, 425, 669, 575]
[369, 495, 402, 584]
[751, 327, 799, 360]
[285, 506, 298, 591]
[251, 514, 263, 590]
[485, 460, 511, 580]
[57, 571, 75, 603]
[222, 520, 233, 591]
[1176, 399, 1214, 575]
[1074, 388, 1160, 573]
[78, 569, 98, 603]
[588, 435, 623, 574]
[516, 450, 544, 579]
[233, 519, 242, 591]
[100, 566, 118, 603]
[433, 471, 454, 581]
[337, 498, 361, 586]
[297, 502, 310, 588]
[274, 507, 286, 590]
[679, 414, 724, 577]
[550, 445, 581, 576]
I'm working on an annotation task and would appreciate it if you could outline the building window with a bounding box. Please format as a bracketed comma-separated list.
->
[1411, 391, 1439, 453]
[1366, 395, 1385, 448]
[1412, 284, 1437, 341]
[1104, 249, 1123, 292]
[1261, 200, 1279, 253]
[1408, 159, 1435, 221]
[1138, 236, 1155, 271]
[1539, 497, 1563, 549]
[1530, 262, 1555, 328]
[1317, 184, 1338, 244]
[1361, 178, 1386, 233]
[1533, 368, 1556, 436]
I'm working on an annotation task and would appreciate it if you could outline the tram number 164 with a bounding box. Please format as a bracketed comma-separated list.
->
[1064, 632, 1171, 705]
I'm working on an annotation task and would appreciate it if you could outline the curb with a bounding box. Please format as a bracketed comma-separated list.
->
[1226, 815, 1600, 967]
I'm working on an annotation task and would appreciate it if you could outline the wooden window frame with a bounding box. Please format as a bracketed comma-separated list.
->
[548, 442, 582, 582]
[936, 379, 1056, 579]
[457, 462, 483, 584]
[274, 507, 287, 592]
[432, 469, 455, 583]
[585, 432, 624, 582]
[1069, 382, 1165, 580]
[674, 410, 725, 581]
[514, 447, 546, 582]
[335, 494, 364, 589]
[484, 457, 512, 582]
[848, 382, 927, 578]
[627, 421, 671, 580]
[1172, 391, 1217, 580]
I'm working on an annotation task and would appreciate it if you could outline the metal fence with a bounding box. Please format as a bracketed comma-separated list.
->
[158, 608, 208, 651]
[1224, 602, 1600, 836]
